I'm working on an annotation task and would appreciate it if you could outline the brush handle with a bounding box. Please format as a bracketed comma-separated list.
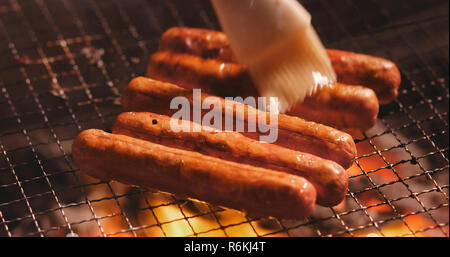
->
[211, 0, 312, 65]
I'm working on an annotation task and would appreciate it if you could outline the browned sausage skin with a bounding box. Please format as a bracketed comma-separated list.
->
[72, 129, 317, 220]
[122, 77, 357, 169]
[159, 26, 236, 62]
[113, 112, 348, 206]
[289, 83, 379, 132]
[147, 51, 257, 98]
[159, 26, 401, 104]
[327, 49, 401, 104]
[146, 51, 379, 132]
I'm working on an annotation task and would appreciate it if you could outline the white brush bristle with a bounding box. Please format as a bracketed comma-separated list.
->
[247, 26, 336, 113]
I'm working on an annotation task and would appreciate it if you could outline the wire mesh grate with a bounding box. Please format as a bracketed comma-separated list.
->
[0, 0, 448, 237]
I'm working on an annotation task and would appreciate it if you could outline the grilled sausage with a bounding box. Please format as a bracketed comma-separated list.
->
[146, 51, 379, 132]
[159, 26, 236, 62]
[113, 112, 348, 206]
[327, 49, 401, 104]
[147, 51, 256, 98]
[72, 129, 317, 220]
[159, 26, 401, 104]
[289, 83, 379, 132]
[122, 77, 357, 169]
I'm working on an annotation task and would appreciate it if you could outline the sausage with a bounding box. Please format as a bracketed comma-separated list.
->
[327, 49, 401, 104]
[289, 83, 379, 132]
[159, 26, 236, 62]
[147, 51, 257, 98]
[159, 26, 401, 104]
[113, 112, 348, 206]
[122, 77, 357, 169]
[72, 129, 317, 220]
[146, 51, 379, 132]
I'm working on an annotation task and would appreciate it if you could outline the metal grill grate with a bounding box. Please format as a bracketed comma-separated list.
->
[0, 0, 448, 237]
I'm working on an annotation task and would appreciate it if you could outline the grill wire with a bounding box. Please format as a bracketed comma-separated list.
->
[0, 0, 448, 237]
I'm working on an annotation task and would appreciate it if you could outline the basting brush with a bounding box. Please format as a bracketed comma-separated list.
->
[211, 0, 336, 113]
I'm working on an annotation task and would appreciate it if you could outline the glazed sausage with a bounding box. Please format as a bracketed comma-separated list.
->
[146, 51, 379, 132]
[159, 26, 236, 62]
[113, 112, 348, 206]
[289, 82, 379, 132]
[327, 49, 401, 104]
[72, 129, 317, 220]
[147, 51, 256, 98]
[122, 77, 357, 169]
[159, 26, 401, 104]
